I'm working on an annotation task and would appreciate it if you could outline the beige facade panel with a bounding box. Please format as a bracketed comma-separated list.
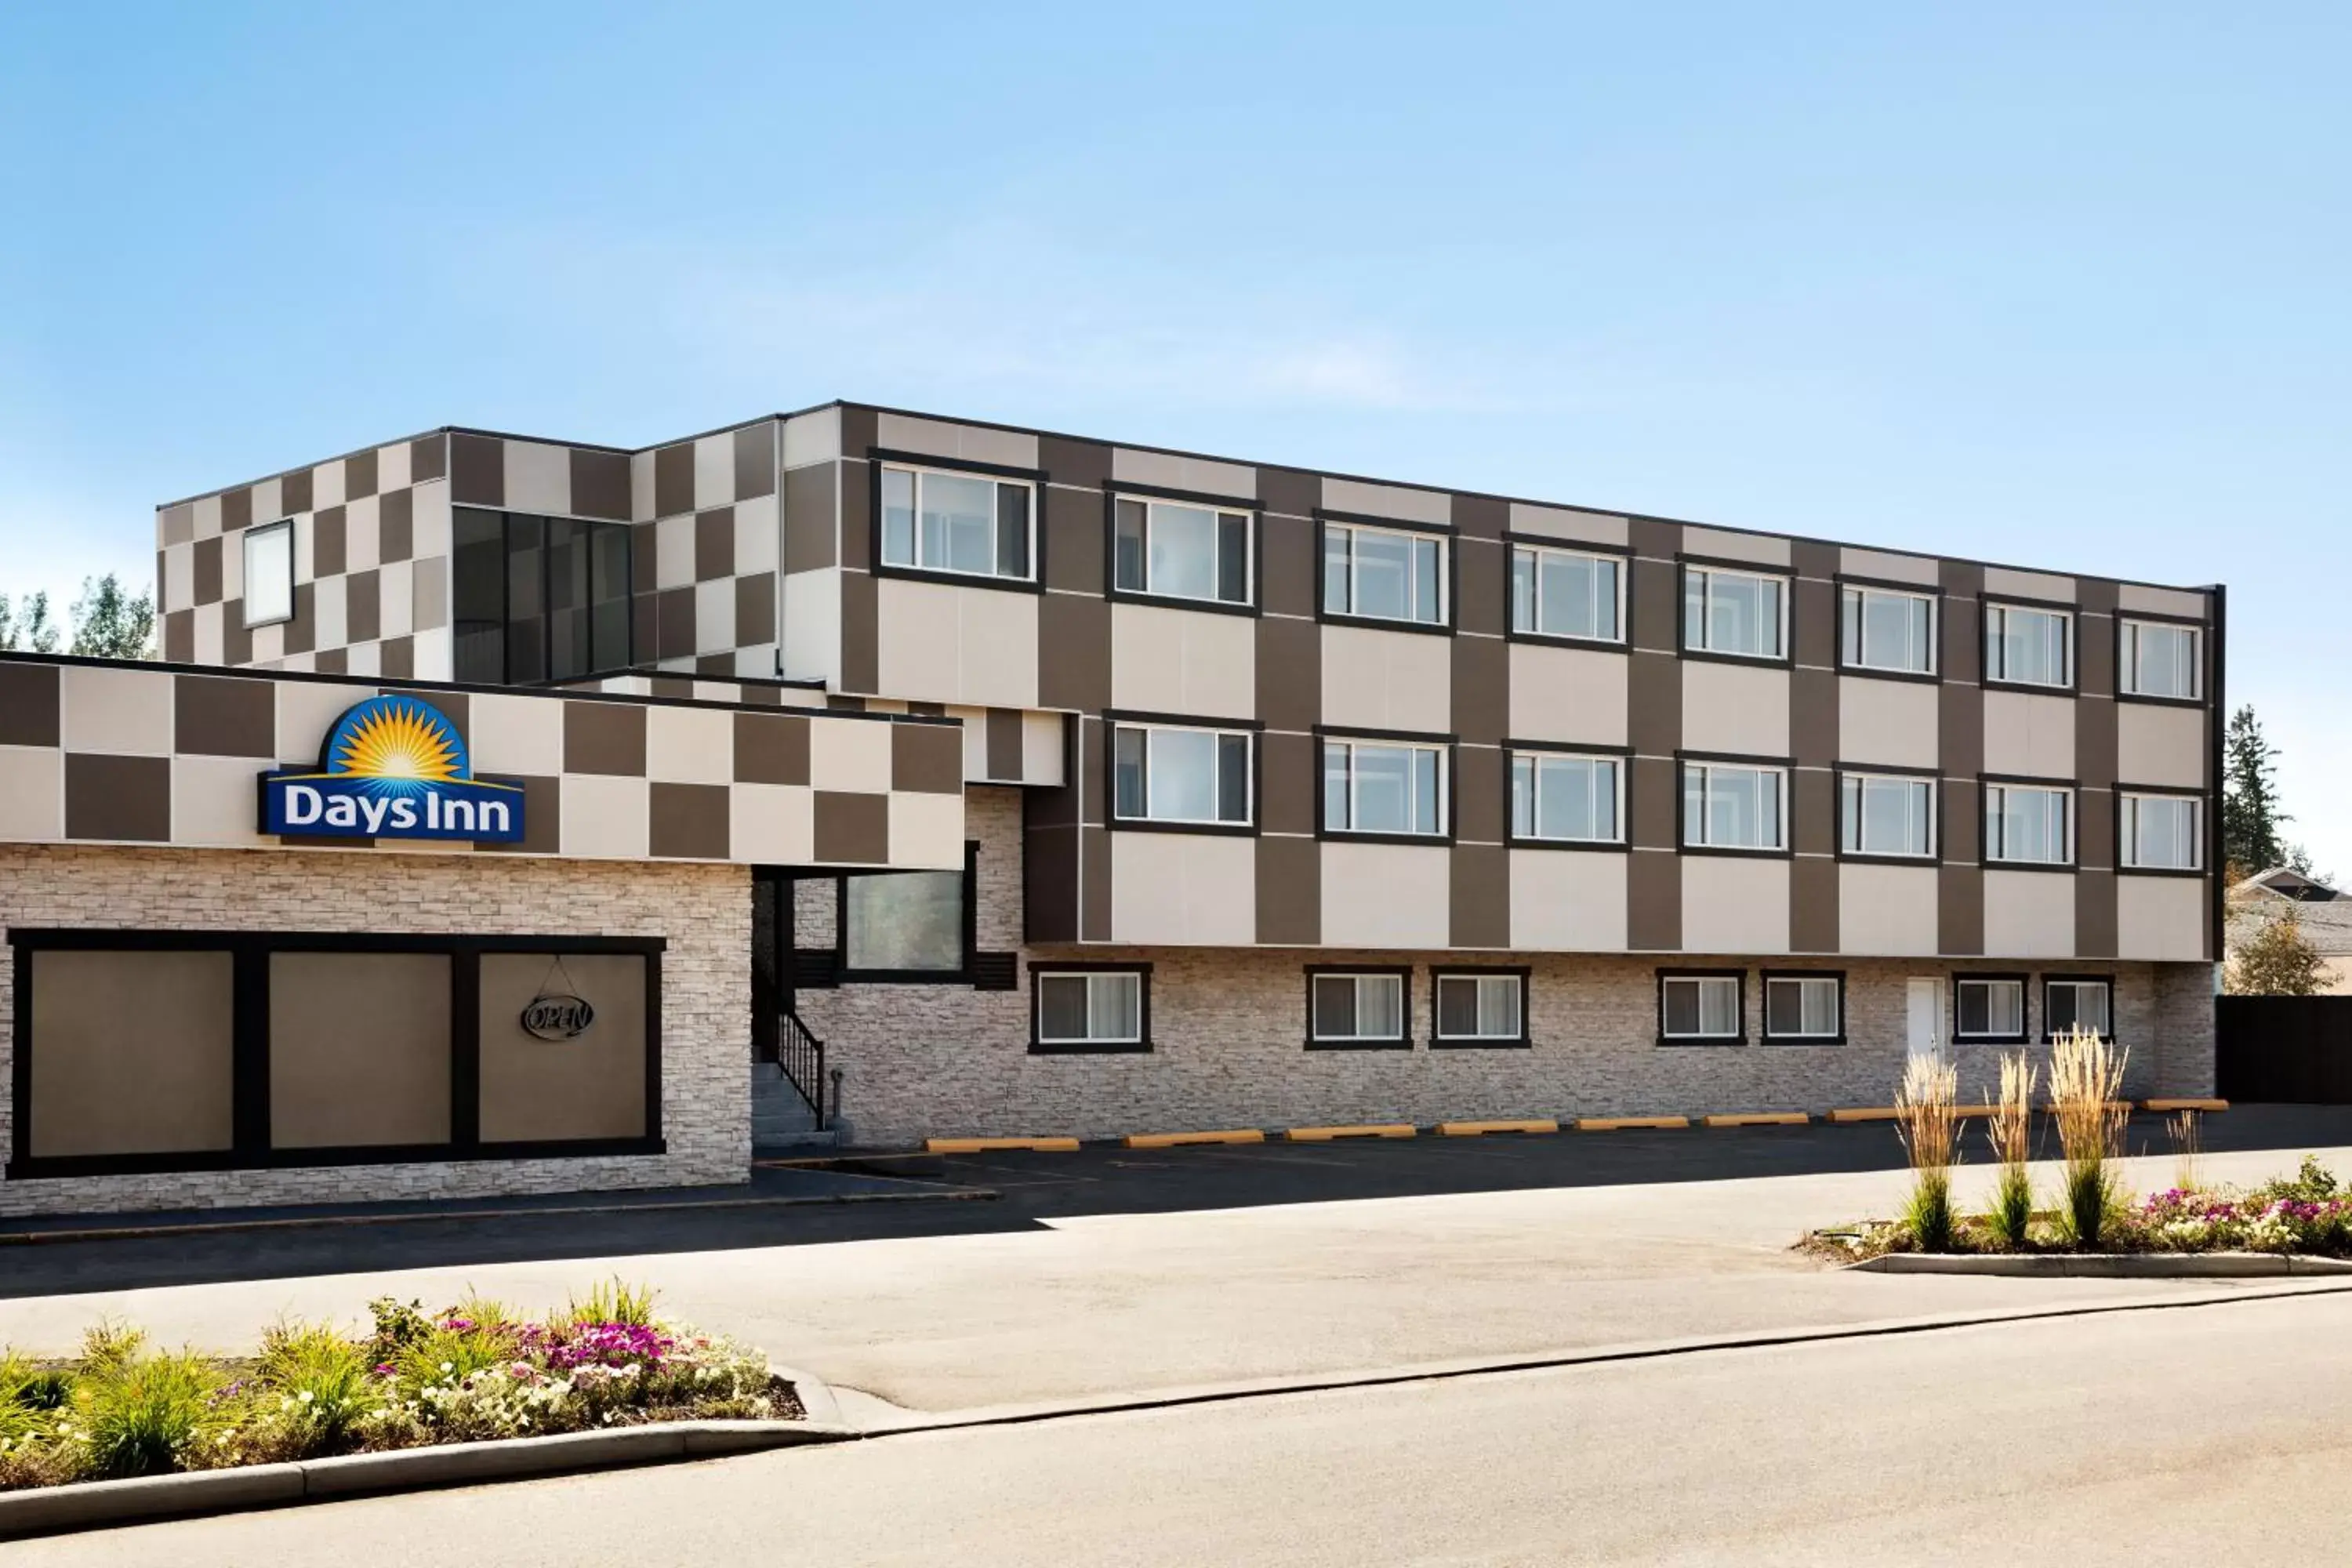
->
[1838, 862, 1942, 956]
[61, 664, 174, 757]
[887, 791, 966, 870]
[269, 953, 453, 1148]
[1982, 690, 2077, 779]
[1110, 602, 1258, 721]
[169, 756, 271, 848]
[1681, 660, 1790, 758]
[2117, 583, 2209, 620]
[1110, 831, 1257, 946]
[275, 681, 378, 763]
[1838, 547, 1943, 587]
[1837, 677, 1940, 769]
[808, 714, 893, 793]
[503, 441, 571, 517]
[1982, 870, 2077, 959]
[874, 412, 1039, 471]
[1321, 476, 1450, 525]
[0, 748, 63, 840]
[644, 703, 735, 786]
[731, 782, 815, 864]
[782, 407, 841, 470]
[1506, 503, 1629, 549]
[1679, 526, 1790, 568]
[1983, 566, 2076, 603]
[477, 953, 650, 1143]
[1508, 848, 1629, 950]
[1507, 644, 1629, 747]
[2117, 702, 2207, 789]
[28, 949, 235, 1158]
[1680, 855, 1791, 955]
[1022, 711, 1066, 785]
[1319, 624, 1452, 733]
[1110, 448, 1257, 500]
[2118, 875, 2208, 961]
[874, 576, 1040, 709]
[558, 775, 652, 859]
[1320, 841, 1451, 948]
[782, 567, 843, 686]
[470, 691, 568, 775]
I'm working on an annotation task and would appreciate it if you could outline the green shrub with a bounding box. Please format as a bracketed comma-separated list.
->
[1903, 1171, 1955, 1252]
[74, 1348, 230, 1479]
[1987, 1167, 2034, 1249]
[559, 1279, 659, 1330]
[254, 1321, 376, 1457]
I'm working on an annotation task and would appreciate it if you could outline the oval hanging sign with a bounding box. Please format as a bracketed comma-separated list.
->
[521, 994, 596, 1040]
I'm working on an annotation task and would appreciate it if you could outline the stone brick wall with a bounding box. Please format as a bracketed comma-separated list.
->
[0, 844, 748, 1217]
[797, 789, 2217, 1143]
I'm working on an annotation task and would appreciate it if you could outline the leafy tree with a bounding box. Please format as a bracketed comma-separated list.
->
[67, 575, 155, 659]
[2228, 907, 2332, 996]
[0, 591, 61, 652]
[2222, 705, 2289, 875]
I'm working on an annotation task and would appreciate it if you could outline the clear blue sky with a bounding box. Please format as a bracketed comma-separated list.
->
[3, 4, 2346, 865]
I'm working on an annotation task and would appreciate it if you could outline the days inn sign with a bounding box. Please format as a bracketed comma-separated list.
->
[260, 695, 524, 844]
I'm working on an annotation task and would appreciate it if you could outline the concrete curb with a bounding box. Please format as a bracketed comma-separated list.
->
[1849, 1250, 2352, 1277]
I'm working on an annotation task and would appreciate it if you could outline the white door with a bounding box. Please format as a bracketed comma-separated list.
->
[1906, 978, 1944, 1065]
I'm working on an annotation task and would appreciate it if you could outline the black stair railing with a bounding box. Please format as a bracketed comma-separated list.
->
[761, 1010, 829, 1131]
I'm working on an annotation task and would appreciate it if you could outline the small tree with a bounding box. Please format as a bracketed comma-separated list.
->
[0, 591, 62, 652]
[2223, 705, 2288, 873]
[2229, 908, 2331, 996]
[68, 575, 155, 659]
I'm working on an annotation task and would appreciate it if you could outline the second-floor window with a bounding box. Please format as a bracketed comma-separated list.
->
[1984, 604, 2071, 688]
[2121, 619, 2201, 699]
[880, 465, 1034, 582]
[1324, 739, 1446, 837]
[1324, 522, 1445, 626]
[1840, 772, 1934, 858]
[2121, 793, 2201, 870]
[1840, 585, 1935, 674]
[1683, 566, 1787, 659]
[1511, 752, 1621, 843]
[1112, 723, 1251, 826]
[1683, 761, 1785, 851]
[1113, 498, 1250, 606]
[242, 520, 294, 628]
[1511, 544, 1621, 641]
[1984, 783, 2071, 865]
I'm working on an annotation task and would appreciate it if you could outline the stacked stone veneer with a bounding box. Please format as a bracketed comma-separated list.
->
[0, 844, 747, 1218]
[797, 789, 2216, 1144]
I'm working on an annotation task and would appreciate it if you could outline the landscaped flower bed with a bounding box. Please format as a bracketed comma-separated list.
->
[0, 1283, 797, 1491]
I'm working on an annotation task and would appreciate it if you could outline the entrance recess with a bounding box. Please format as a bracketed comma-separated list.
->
[1906, 978, 1944, 1067]
[750, 867, 829, 1129]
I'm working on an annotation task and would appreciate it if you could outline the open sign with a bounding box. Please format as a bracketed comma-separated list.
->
[521, 994, 596, 1040]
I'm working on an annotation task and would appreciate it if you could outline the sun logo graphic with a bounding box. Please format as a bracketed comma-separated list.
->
[260, 695, 525, 843]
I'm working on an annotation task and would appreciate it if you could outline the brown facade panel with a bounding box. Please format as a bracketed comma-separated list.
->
[315, 648, 348, 676]
[1455, 744, 1506, 844]
[813, 791, 890, 864]
[1627, 652, 1682, 770]
[345, 446, 379, 501]
[1939, 862, 1984, 956]
[193, 535, 222, 605]
[1254, 613, 1320, 731]
[1791, 854, 1839, 954]
[1944, 777, 1981, 862]
[735, 572, 775, 650]
[162, 609, 194, 663]
[1023, 777, 1081, 944]
[1628, 519, 1682, 652]
[2078, 576, 2119, 696]
[1939, 672, 1984, 779]
[448, 432, 505, 507]
[563, 699, 648, 776]
[1791, 765, 1836, 858]
[2078, 695, 2118, 792]
[985, 708, 1024, 781]
[1791, 666, 1837, 770]
[284, 583, 316, 655]
[1628, 752, 1677, 851]
[1259, 510, 1317, 618]
[269, 953, 452, 1149]
[409, 434, 447, 485]
[570, 447, 633, 521]
[1454, 510, 1508, 635]
[379, 636, 414, 680]
[650, 781, 732, 859]
[733, 422, 777, 501]
[1939, 561, 1984, 684]
[840, 569, 879, 694]
[172, 673, 275, 758]
[1791, 560, 1837, 671]
[477, 953, 648, 1143]
[782, 462, 837, 573]
[2078, 782, 2116, 871]
[1042, 482, 1102, 594]
[1254, 833, 1320, 946]
[1036, 592, 1111, 712]
[655, 585, 697, 662]
[347, 568, 381, 644]
[837, 404, 878, 456]
[1449, 840, 1510, 949]
[474, 774, 561, 854]
[0, 662, 60, 746]
[1451, 633, 1508, 747]
[380, 488, 414, 562]
[2076, 867, 2118, 960]
[220, 485, 253, 533]
[653, 443, 695, 518]
[1627, 849, 1682, 952]
[1259, 730, 1318, 837]
[282, 463, 317, 514]
[64, 753, 171, 842]
[1257, 466, 1316, 521]
[695, 507, 735, 582]
[891, 722, 964, 794]
[314, 505, 347, 579]
[838, 456, 872, 572]
[1080, 824, 1112, 941]
[27, 949, 235, 1158]
[1037, 434, 1110, 492]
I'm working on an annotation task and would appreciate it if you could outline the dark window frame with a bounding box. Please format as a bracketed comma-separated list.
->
[1102, 710, 1263, 838]
[241, 518, 296, 630]
[1314, 510, 1457, 637]
[1676, 750, 1796, 859]
[1832, 575, 1944, 684]
[1677, 554, 1795, 670]
[1428, 965, 1533, 1048]
[1504, 535, 1633, 652]
[2114, 783, 2208, 878]
[1759, 968, 1848, 1045]
[1028, 961, 1153, 1054]
[867, 448, 1048, 596]
[1506, 740, 1634, 851]
[451, 506, 636, 687]
[833, 840, 982, 984]
[1979, 772, 2079, 872]
[2114, 608, 2209, 709]
[1657, 967, 1748, 1047]
[1102, 482, 1262, 618]
[2042, 972, 2117, 1043]
[1313, 724, 1459, 846]
[1832, 762, 1942, 865]
[1953, 971, 2032, 1045]
[1303, 964, 1415, 1051]
[1980, 593, 2080, 695]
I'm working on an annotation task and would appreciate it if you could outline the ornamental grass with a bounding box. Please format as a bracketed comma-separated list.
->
[1894, 1053, 1961, 1251]
[1984, 1051, 2036, 1248]
[2049, 1026, 2130, 1247]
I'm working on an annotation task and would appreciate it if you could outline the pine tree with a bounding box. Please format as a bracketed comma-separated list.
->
[67, 575, 155, 659]
[2228, 907, 2331, 996]
[2222, 705, 2288, 877]
[0, 591, 61, 653]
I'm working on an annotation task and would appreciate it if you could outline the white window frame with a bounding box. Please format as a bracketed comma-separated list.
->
[1112, 494, 1254, 607]
[1762, 974, 1844, 1042]
[2043, 978, 2114, 1042]
[2119, 619, 2201, 700]
[1984, 602, 2074, 688]
[1323, 521, 1447, 626]
[1110, 721, 1254, 828]
[1308, 971, 1409, 1046]
[1033, 968, 1146, 1049]
[1954, 976, 2028, 1043]
[1660, 973, 1744, 1043]
[1682, 760, 1788, 852]
[1983, 782, 2074, 866]
[1432, 971, 1527, 1044]
[1510, 750, 1624, 844]
[2120, 791, 2203, 871]
[878, 462, 1037, 583]
[1838, 771, 1936, 859]
[1682, 564, 1789, 661]
[1323, 737, 1448, 837]
[241, 519, 296, 629]
[1509, 543, 1624, 644]
[1839, 584, 1937, 675]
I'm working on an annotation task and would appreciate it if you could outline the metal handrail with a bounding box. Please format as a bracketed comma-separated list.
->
[764, 1009, 829, 1131]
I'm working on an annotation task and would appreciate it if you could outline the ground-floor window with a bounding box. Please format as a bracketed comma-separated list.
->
[1030, 964, 1150, 1054]
[1305, 968, 1410, 1049]
[1762, 972, 1844, 1044]
[1955, 975, 2029, 1044]
[1431, 969, 1529, 1047]
[2043, 975, 2113, 1040]
[1658, 970, 1744, 1044]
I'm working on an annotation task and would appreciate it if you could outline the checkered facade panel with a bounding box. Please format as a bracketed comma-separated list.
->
[0, 657, 963, 870]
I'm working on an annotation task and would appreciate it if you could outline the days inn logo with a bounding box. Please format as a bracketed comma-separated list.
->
[260, 695, 524, 844]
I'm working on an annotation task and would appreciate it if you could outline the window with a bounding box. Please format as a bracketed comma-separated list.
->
[452, 509, 633, 685]
[1683, 566, 1786, 659]
[1511, 544, 1621, 642]
[1433, 971, 1526, 1044]
[1511, 753, 1621, 843]
[1323, 739, 1446, 836]
[1308, 971, 1407, 1047]
[1323, 522, 1445, 625]
[2121, 793, 2202, 870]
[243, 521, 294, 628]
[1682, 761, 1785, 851]
[2121, 619, 2201, 699]
[1660, 972, 1743, 1043]
[1839, 773, 1935, 858]
[1984, 783, 2072, 865]
[1112, 724, 1252, 826]
[1764, 974, 1843, 1042]
[1840, 586, 1935, 674]
[1113, 498, 1250, 605]
[880, 464, 1033, 582]
[1955, 976, 2027, 1042]
[1032, 967, 1147, 1051]
[1984, 604, 2072, 688]
[842, 870, 967, 976]
[2044, 978, 2113, 1041]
